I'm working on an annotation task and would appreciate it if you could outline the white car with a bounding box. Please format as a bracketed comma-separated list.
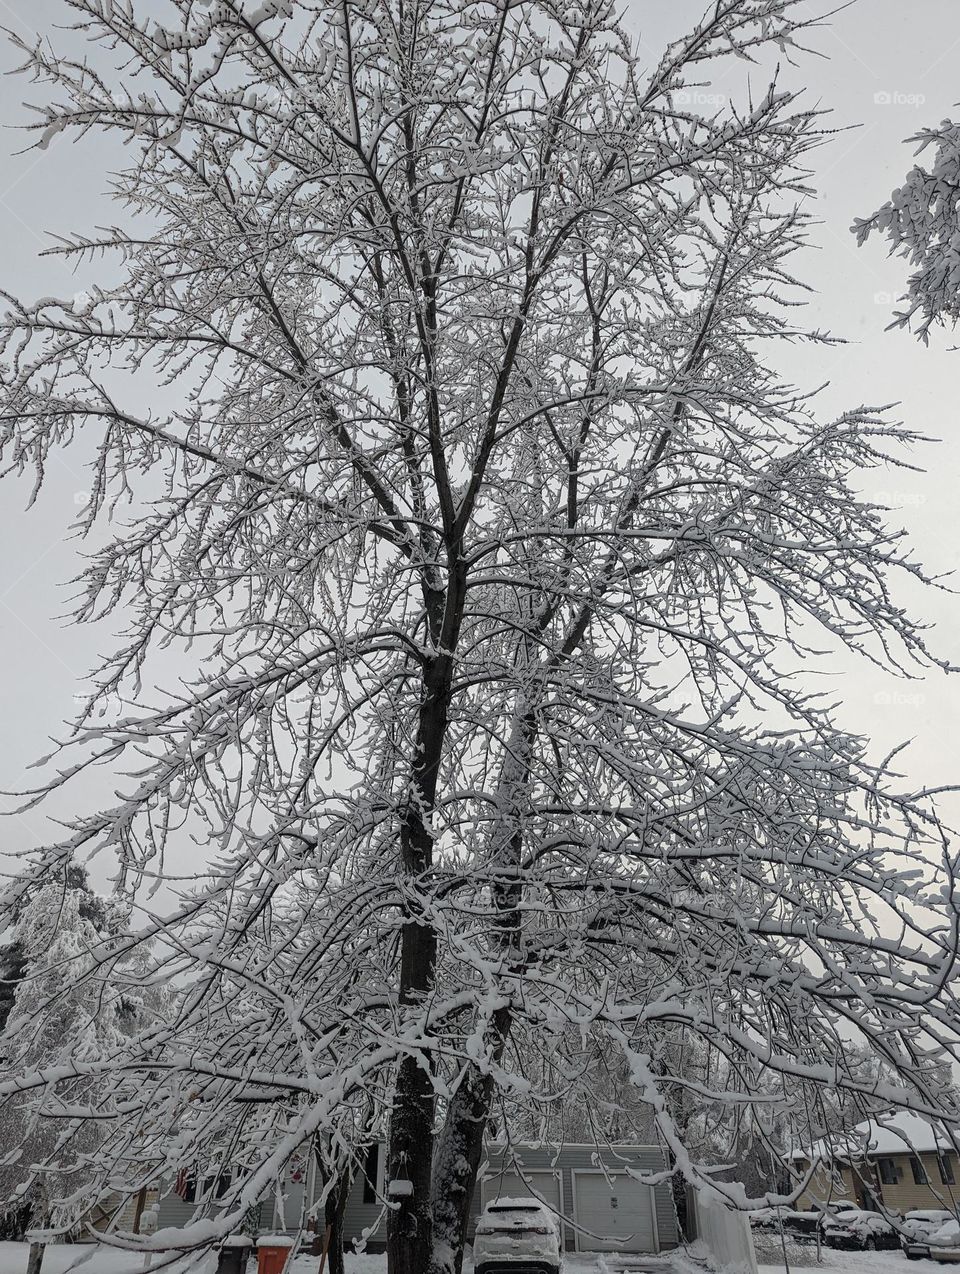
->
[927, 1219, 960, 1263]
[900, 1210, 956, 1260]
[473, 1198, 562, 1274]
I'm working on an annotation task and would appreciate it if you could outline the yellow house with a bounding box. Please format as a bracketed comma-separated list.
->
[791, 1113, 960, 1216]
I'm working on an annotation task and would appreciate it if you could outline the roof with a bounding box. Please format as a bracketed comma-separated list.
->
[790, 1112, 960, 1163]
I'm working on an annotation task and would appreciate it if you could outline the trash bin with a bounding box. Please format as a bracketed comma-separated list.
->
[217, 1234, 253, 1274]
[256, 1234, 295, 1274]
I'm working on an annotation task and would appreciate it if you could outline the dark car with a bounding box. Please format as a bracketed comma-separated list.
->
[753, 1203, 864, 1241]
[822, 1207, 900, 1251]
[751, 1208, 833, 1243]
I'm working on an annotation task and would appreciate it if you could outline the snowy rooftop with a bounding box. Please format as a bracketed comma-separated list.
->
[790, 1111, 960, 1162]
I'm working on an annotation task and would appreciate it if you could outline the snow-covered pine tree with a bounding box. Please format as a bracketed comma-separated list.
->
[0, 939, 28, 1240]
[0, 941, 26, 1037]
[0, 866, 106, 1051]
[0, 871, 148, 1237]
[1, 3, 960, 1273]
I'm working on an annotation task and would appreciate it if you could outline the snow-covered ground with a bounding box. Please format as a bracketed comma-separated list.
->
[757, 1250, 952, 1273]
[0, 1246, 212, 1274]
[4, 1243, 955, 1274]
[0, 1245, 650, 1274]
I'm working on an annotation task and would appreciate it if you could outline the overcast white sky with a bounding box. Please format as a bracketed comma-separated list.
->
[0, 0, 959, 872]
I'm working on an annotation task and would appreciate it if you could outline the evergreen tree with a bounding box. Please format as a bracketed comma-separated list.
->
[0, 943, 27, 1036]
[0, 866, 104, 1037]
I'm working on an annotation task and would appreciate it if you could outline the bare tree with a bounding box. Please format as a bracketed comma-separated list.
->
[2, 3, 960, 1273]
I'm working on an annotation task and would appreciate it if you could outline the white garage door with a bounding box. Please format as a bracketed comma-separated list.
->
[480, 1169, 562, 1220]
[572, 1170, 656, 1252]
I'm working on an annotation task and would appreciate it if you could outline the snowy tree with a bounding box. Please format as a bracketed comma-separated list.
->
[0, 940, 27, 1037]
[1, 3, 960, 1273]
[0, 866, 106, 1047]
[0, 866, 104, 1234]
[0, 873, 153, 1237]
[0, 942, 28, 1240]
[854, 119, 960, 338]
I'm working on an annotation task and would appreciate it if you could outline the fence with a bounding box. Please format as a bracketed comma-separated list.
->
[687, 1189, 759, 1274]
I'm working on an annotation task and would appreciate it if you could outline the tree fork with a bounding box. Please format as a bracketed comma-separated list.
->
[427, 1005, 513, 1274]
[427, 717, 527, 1274]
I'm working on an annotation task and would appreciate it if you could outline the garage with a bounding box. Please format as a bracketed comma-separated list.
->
[331, 1142, 677, 1254]
[480, 1168, 562, 1219]
[571, 1170, 657, 1252]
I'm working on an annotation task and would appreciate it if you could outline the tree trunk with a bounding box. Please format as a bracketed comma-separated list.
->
[386, 939, 439, 1274]
[426, 699, 530, 1274]
[26, 1242, 45, 1274]
[387, 650, 453, 1274]
[312, 1137, 357, 1274]
[323, 1164, 351, 1274]
[427, 1006, 512, 1274]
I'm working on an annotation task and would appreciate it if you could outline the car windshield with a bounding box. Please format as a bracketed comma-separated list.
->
[488, 1205, 542, 1214]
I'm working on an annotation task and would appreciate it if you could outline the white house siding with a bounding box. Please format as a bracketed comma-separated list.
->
[340, 1149, 387, 1249]
[156, 1189, 270, 1233]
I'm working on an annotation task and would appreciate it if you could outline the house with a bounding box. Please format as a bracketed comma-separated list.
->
[88, 1188, 159, 1234]
[789, 1112, 960, 1214]
[156, 1142, 679, 1256]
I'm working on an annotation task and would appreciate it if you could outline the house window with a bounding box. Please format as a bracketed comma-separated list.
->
[911, 1156, 929, 1185]
[939, 1154, 956, 1186]
[175, 1167, 197, 1203]
[877, 1157, 898, 1185]
[362, 1144, 380, 1204]
[203, 1172, 232, 1200]
[177, 1169, 230, 1204]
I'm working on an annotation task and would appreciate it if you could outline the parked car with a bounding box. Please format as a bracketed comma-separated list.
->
[900, 1210, 956, 1260]
[473, 1198, 561, 1274]
[750, 1208, 825, 1242]
[927, 1219, 960, 1264]
[822, 1207, 899, 1251]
